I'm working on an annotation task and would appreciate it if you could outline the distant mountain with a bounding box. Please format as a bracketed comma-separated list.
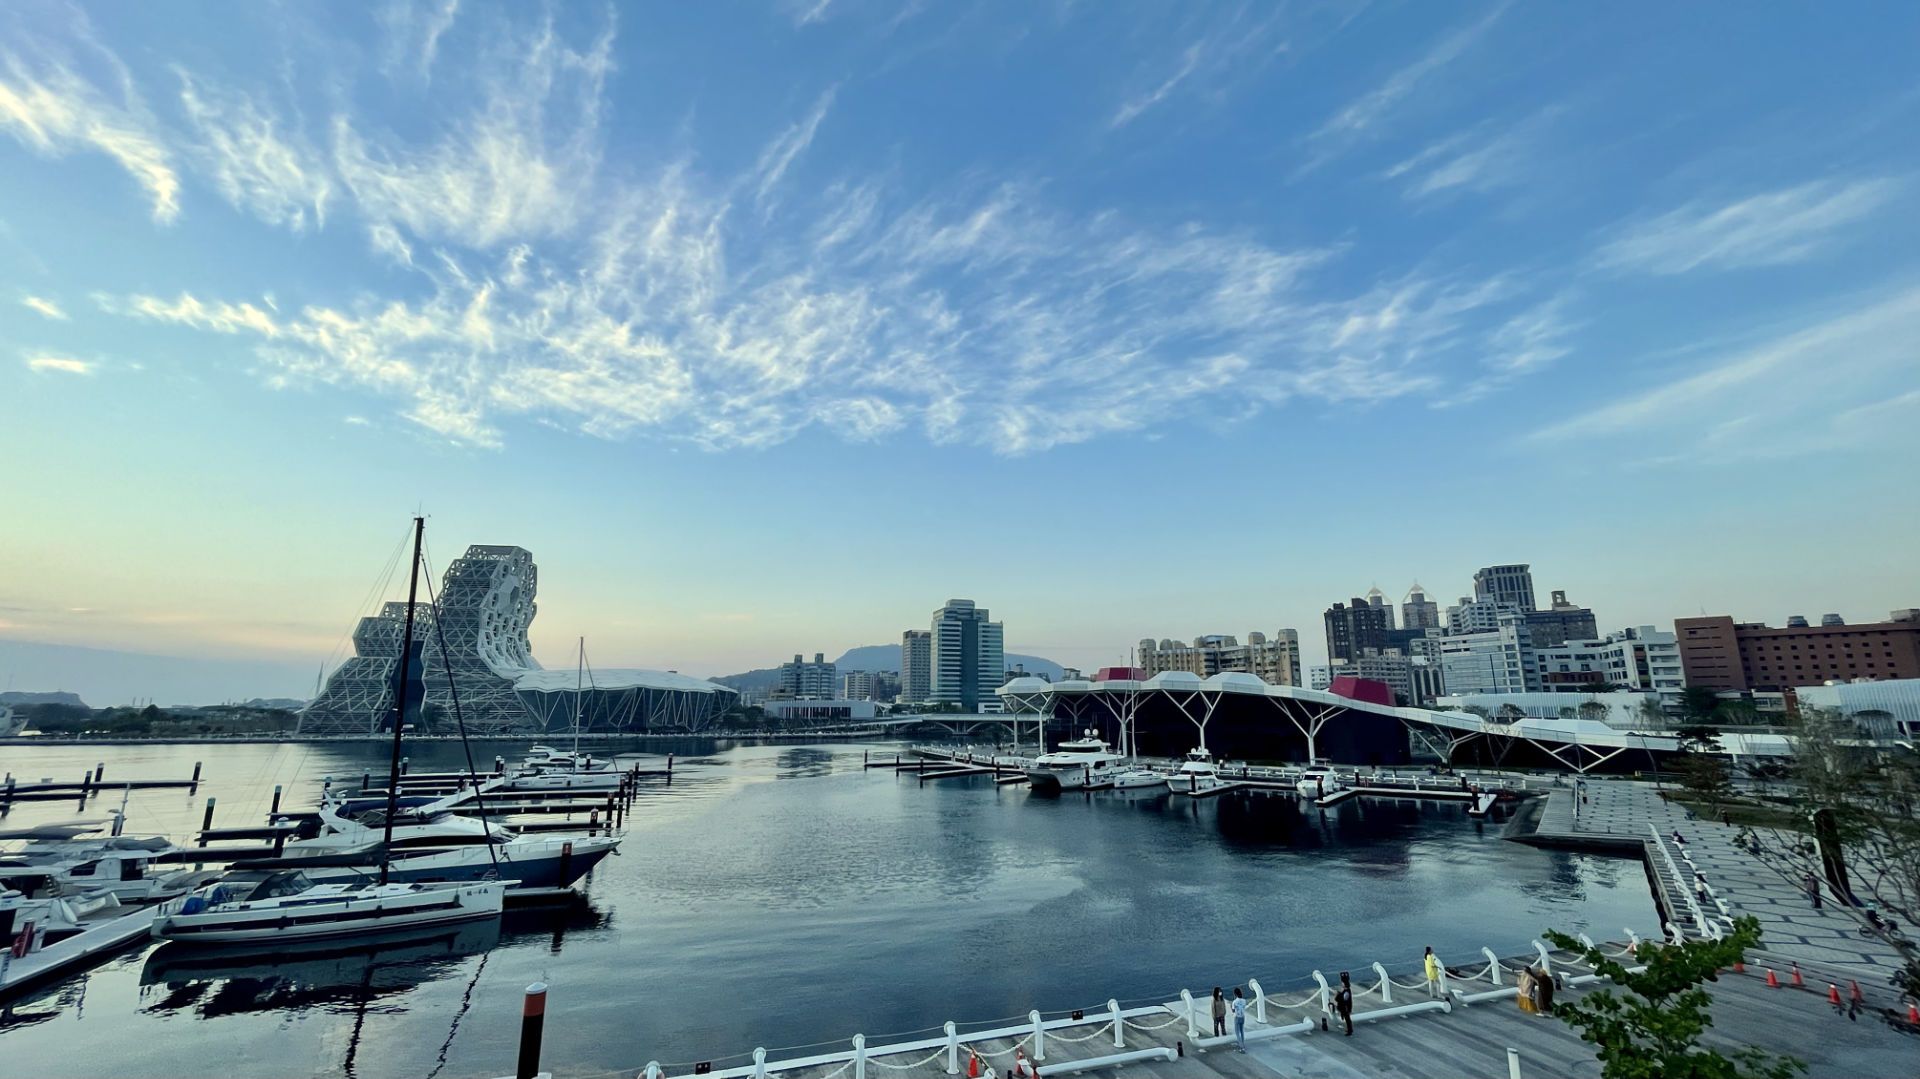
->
[832, 644, 1065, 681]
[710, 667, 782, 694]
[0, 690, 90, 709]
[241, 698, 308, 710]
[0, 639, 314, 707]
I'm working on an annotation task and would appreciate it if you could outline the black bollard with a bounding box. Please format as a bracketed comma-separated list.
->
[361, 771, 371, 792]
[400, 757, 410, 776]
[82, 768, 95, 795]
[190, 761, 202, 791]
[95, 762, 105, 785]
[516, 982, 548, 1079]
[558, 841, 572, 883]
[1176, 1041, 1185, 1058]
[199, 797, 216, 846]
[270, 784, 283, 815]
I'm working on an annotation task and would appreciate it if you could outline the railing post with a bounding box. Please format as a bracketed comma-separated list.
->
[644, 1063, 661, 1079]
[753, 1047, 767, 1079]
[1180, 989, 1198, 1038]
[1577, 933, 1597, 952]
[853, 1034, 867, 1079]
[1030, 1010, 1046, 1061]
[1482, 947, 1503, 985]
[1249, 978, 1267, 1023]
[1311, 971, 1332, 1015]
[944, 1022, 958, 1074]
[1108, 999, 1123, 1048]
[1371, 962, 1391, 1003]
[1507, 1047, 1523, 1079]
[1436, 956, 1450, 999]
[1533, 940, 1552, 975]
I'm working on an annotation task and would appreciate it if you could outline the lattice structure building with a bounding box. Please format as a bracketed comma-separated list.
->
[299, 542, 734, 735]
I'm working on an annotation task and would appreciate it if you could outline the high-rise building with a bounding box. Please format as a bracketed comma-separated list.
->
[841, 671, 876, 700]
[1366, 587, 1396, 630]
[930, 600, 1004, 711]
[1675, 610, 1920, 693]
[1473, 564, 1537, 612]
[778, 653, 837, 699]
[1524, 590, 1598, 649]
[1138, 630, 1302, 686]
[1402, 584, 1441, 631]
[1325, 598, 1393, 664]
[1437, 613, 1538, 696]
[900, 631, 931, 704]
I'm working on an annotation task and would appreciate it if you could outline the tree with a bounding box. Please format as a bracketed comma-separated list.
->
[1736, 707, 1920, 998]
[1674, 725, 1721, 755]
[1681, 686, 1723, 722]
[1677, 754, 1733, 811]
[1495, 702, 1526, 723]
[1579, 699, 1611, 728]
[1637, 695, 1671, 731]
[1544, 917, 1802, 1079]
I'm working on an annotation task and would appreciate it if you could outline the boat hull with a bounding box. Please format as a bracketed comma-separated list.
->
[151, 881, 503, 944]
[291, 838, 618, 892]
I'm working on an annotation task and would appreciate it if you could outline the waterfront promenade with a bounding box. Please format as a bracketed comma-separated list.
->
[1533, 779, 1907, 974]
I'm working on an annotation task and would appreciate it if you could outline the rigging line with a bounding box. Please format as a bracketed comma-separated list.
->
[319, 523, 413, 682]
[420, 553, 502, 875]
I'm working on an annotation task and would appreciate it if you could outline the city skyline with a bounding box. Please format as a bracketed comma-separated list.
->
[4, 3, 1919, 701]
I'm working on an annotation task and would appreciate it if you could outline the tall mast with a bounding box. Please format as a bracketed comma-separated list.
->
[379, 515, 425, 887]
[573, 636, 585, 758]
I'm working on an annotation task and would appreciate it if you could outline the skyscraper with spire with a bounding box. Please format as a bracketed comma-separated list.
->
[1402, 584, 1441, 631]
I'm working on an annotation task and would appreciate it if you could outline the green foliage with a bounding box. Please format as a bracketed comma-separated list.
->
[1674, 725, 1722, 755]
[1681, 686, 1723, 722]
[1543, 917, 1803, 1079]
[1677, 755, 1733, 809]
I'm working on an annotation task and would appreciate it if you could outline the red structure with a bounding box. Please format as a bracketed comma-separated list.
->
[1092, 666, 1147, 681]
[1327, 676, 1394, 708]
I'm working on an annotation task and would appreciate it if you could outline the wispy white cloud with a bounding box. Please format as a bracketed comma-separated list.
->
[753, 87, 836, 211]
[22, 295, 68, 320]
[1594, 178, 1901, 276]
[1530, 285, 1920, 456]
[1309, 4, 1507, 147]
[177, 73, 330, 230]
[1385, 107, 1558, 200]
[0, 51, 180, 222]
[1111, 43, 1204, 129]
[24, 353, 94, 374]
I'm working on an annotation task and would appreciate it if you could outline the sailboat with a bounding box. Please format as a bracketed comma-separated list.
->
[503, 639, 627, 792]
[153, 517, 505, 944]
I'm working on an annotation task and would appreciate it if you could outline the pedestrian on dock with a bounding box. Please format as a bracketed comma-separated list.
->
[1533, 967, 1556, 1016]
[1804, 872, 1823, 909]
[1230, 986, 1247, 1051]
[1423, 946, 1442, 999]
[1334, 972, 1353, 1036]
[1516, 967, 1537, 1014]
[1211, 986, 1227, 1037]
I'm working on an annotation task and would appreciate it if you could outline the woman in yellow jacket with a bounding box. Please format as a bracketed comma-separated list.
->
[1423, 947, 1443, 999]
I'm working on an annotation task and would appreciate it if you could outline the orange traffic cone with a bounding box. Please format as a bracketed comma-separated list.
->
[1828, 984, 1842, 1007]
[1765, 969, 1780, 988]
[1908, 1001, 1919, 1024]
[1850, 981, 1864, 1005]
[1791, 963, 1805, 987]
[968, 1050, 981, 1078]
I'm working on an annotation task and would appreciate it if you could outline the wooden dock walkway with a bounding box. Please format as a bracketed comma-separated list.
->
[644, 945, 1916, 1079]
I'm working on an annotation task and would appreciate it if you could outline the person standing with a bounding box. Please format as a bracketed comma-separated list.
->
[1516, 967, 1536, 1014]
[1211, 986, 1227, 1037]
[1334, 972, 1354, 1036]
[1534, 967, 1556, 1016]
[1230, 987, 1247, 1051]
[1423, 946, 1442, 999]
[1804, 871, 1823, 909]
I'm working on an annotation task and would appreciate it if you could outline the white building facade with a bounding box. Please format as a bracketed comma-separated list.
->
[1138, 630, 1302, 686]
[900, 630, 931, 704]
[1437, 614, 1539, 695]
[1534, 626, 1684, 713]
[778, 653, 838, 699]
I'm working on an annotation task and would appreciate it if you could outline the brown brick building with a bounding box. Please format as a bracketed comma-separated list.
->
[1675, 610, 1920, 692]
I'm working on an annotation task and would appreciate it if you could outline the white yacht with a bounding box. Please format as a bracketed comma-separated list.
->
[521, 745, 613, 774]
[0, 823, 204, 902]
[1166, 748, 1226, 797]
[1296, 760, 1349, 798]
[1026, 730, 1124, 791]
[1106, 765, 1167, 790]
[151, 872, 504, 944]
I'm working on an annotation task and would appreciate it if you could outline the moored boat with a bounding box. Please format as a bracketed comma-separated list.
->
[1166, 748, 1226, 797]
[1026, 730, 1123, 790]
[151, 872, 504, 944]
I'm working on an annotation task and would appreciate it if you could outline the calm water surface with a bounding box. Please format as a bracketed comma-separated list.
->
[0, 740, 1656, 1077]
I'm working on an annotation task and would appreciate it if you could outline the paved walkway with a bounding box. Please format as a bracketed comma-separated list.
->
[1539, 780, 1906, 975]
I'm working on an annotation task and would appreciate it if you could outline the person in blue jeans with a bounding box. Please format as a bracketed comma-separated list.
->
[1231, 986, 1247, 1050]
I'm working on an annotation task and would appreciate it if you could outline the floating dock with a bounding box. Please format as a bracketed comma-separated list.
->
[0, 906, 161, 1000]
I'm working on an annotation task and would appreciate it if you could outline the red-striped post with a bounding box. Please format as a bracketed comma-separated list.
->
[517, 982, 548, 1079]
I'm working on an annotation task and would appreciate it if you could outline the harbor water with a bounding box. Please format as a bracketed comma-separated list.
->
[0, 740, 1657, 1078]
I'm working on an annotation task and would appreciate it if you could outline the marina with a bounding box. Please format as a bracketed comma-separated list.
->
[0, 738, 1660, 1077]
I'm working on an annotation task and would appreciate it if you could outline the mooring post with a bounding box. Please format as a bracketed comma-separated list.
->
[361, 771, 371, 792]
[1180, 989, 1198, 1037]
[753, 1047, 768, 1079]
[270, 785, 283, 816]
[198, 797, 216, 846]
[190, 761, 202, 790]
[400, 757, 409, 776]
[95, 762, 105, 786]
[1249, 978, 1267, 1023]
[943, 1021, 959, 1074]
[516, 982, 547, 1079]
[852, 1033, 867, 1079]
[1030, 1010, 1045, 1061]
[1483, 947, 1503, 985]
[1372, 962, 1392, 1004]
[1108, 999, 1124, 1047]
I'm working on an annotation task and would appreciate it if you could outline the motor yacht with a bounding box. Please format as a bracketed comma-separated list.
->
[521, 745, 613, 774]
[0, 823, 203, 902]
[150, 871, 504, 944]
[1164, 748, 1226, 797]
[1106, 765, 1167, 790]
[1296, 760, 1349, 798]
[1026, 730, 1123, 790]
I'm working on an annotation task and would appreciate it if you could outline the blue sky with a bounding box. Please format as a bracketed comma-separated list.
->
[3, 1, 1918, 702]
